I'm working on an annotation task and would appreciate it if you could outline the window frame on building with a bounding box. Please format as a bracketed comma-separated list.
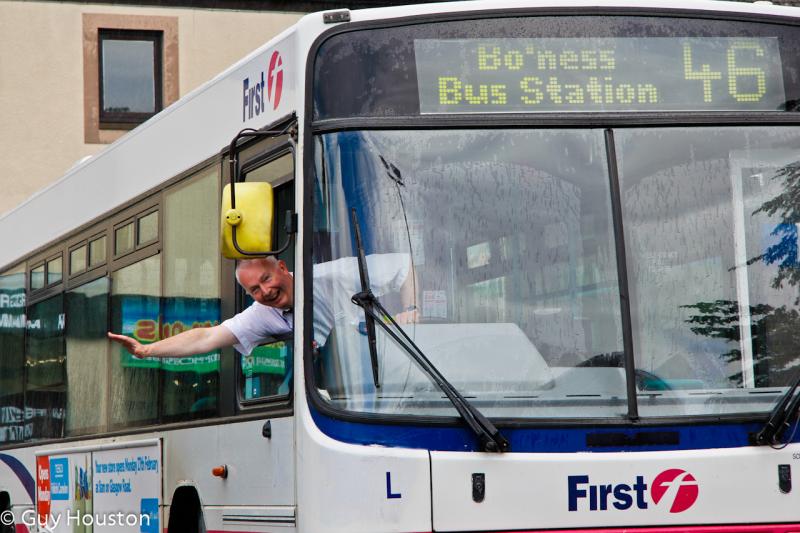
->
[98, 28, 164, 127]
[82, 13, 179, 144]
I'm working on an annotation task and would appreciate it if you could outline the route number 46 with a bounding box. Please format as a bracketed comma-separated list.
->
[683, 42, 767, 103]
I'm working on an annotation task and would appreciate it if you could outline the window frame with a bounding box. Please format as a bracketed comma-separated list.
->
[98, 28, 164, 127]
[111, 201, 161, 265]
[0, 263, 28, 446]
[24, 291, 68, 441]
[64, 276, 112, 438]
[108, 252, 163, 431]
[68, 242, 88, 278]
[89, 234, 109, 269]
[28, 262, 45, 293]
[232, 136, 297, 411]
[158, 165, 225, 424]
[113, 217, 137, 257]
[82, 13, 179, 144]
[66, 232, 109, 291]
[27, 251, 65, 303]
[136, 208, 160, 247]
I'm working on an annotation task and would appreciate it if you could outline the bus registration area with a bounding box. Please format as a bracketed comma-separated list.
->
[415, 37, 786, 112]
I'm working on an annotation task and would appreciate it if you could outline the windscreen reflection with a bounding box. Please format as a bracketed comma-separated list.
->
[617, 127, 800, 416]
[313, 130, 626, 418]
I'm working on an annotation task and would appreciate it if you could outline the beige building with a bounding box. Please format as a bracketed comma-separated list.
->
[0, 1, 306, 216]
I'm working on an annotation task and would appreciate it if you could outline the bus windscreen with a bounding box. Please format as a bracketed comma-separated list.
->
[415, 37, 786, 113]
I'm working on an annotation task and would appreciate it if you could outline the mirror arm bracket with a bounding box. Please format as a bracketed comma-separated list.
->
[226, 126, 296, 258]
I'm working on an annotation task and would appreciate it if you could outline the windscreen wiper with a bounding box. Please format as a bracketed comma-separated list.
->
[350, 208, 381, 389]
[349, 208, 510, 453]
[755, 368, 800, 446]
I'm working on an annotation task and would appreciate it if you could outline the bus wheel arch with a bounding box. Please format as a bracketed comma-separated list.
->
[167, 486, 206, 533]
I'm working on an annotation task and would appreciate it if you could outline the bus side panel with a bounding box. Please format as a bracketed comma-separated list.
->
[296, 403, 431, 533]
[163, 418, 295, 530]
[0, 447, 36, 531]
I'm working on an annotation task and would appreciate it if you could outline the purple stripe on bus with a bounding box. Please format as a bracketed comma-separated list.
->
[0, 454, 35, 503]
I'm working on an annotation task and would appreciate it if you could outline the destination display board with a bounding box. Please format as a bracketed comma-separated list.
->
[415, 37, 786, 113]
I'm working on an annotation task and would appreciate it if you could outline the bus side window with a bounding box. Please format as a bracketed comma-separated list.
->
[241, 339, 293, 400]
[161, 169, 222, 421]
[0, 266, 25, 443]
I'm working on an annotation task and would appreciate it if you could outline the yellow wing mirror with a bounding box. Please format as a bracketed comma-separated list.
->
[220, 182, 274, 259]
[220, 127, 297, 259]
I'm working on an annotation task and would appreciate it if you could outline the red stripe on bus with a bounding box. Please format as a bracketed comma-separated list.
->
[175, 525, 800, 533]
[204, 531, 430, 533]
[472, 526, 800, 533]
[206, 529, 275, 533]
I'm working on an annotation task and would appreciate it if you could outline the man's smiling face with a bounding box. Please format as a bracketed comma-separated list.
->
[237, 258, 294, 309]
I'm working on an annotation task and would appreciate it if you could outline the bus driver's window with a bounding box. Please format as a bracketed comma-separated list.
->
[239, 150, 295, 401]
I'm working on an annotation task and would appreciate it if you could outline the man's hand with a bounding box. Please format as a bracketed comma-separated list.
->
[107, 332, 151, 358]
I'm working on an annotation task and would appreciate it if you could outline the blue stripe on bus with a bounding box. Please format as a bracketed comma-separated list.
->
[309, 407, 779, 452]
[0, 453, 35, 502]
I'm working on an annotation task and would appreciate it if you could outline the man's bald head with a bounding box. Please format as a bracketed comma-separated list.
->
[235, 257, 293, 309]
[235, 257, 279, 286]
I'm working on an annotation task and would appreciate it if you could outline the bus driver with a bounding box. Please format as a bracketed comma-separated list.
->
[107, 254, 417, 359]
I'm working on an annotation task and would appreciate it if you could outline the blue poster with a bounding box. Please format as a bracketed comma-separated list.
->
[140, 498, 159, 533]
[50, 457, 69, 500]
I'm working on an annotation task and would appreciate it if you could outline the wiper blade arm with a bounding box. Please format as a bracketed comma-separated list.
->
[354, 295, 510, 452]
[350, 208, 381, 389]
[349, 208, 509, 453]
[755, 368, 800, 446]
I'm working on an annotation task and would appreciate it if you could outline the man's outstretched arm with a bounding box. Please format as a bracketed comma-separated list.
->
[108, 325, 238, 358]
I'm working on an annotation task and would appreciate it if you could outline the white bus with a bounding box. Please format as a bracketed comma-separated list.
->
[2, 1, 800, 532]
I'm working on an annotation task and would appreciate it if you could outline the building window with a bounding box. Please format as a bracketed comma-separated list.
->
[83, 14, 178, 144]
[99, 29, 163, 126]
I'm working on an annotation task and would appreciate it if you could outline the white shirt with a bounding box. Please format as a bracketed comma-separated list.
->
[221, 253, 409, 355]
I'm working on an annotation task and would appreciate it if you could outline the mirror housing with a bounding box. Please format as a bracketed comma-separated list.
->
[220, 182, 274, 259]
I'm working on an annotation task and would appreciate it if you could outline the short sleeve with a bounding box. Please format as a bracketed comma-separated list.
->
[221, 303, 291, 355]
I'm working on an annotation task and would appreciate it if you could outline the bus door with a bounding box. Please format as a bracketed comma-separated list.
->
[220, 131, 297, 523]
